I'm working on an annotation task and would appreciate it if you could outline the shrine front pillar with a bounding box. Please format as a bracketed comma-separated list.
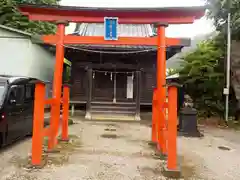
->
[155, 22, 168, 155]
[48, 21, 68, 150]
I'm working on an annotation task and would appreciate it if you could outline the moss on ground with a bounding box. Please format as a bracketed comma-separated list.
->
[10, 134, 82, 170]
[5, 173, 40, 180]
[68, 119, 74, 125]
[9, 154, 47, 169]
[44, 119, 75, 126]
[43, 134, 82, 153]
[137, 155, 198, 180]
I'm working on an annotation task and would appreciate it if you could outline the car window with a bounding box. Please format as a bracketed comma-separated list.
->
[25, 84, 35, 101]
[16, 85, 24, 104]
[9, 85, 25, 105]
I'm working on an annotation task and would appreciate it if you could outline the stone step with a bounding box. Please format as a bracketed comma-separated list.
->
[91, 114, 136, 121]
[91, 101, 136, 107]
[91, 105, 136, 111]
[91, 110, 136, 115]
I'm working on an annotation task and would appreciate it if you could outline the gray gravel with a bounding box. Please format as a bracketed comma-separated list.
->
[179, 127, 240, 180]
[0, 117, 240, 180]
[0, 120, 169, 180]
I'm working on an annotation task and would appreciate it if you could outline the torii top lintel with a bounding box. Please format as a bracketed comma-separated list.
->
[18, 4, 206, 24]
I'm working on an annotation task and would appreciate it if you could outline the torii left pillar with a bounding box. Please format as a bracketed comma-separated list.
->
[48, 21, 68, 150]
[155, 22, 168, 156]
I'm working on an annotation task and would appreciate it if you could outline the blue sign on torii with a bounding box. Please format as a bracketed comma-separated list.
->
[104, 17, 118, 40]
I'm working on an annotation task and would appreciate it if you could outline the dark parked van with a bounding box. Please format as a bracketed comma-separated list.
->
[0, 75, 37, 146]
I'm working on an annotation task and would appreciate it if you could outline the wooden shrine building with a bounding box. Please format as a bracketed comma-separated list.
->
[65, 23, 189, 120]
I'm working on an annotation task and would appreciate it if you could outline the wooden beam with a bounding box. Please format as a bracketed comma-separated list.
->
[18, 4, 206, 24]
[42, 35, 190, 46]
[29, 14, 195, 24]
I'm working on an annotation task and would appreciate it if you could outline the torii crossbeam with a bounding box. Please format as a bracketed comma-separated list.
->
[18, 3, 205, 174]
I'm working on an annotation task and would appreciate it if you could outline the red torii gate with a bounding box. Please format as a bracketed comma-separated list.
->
[18, 3, 205, 174]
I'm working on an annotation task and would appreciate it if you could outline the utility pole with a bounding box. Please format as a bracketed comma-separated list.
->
[224, 0, 231, 122]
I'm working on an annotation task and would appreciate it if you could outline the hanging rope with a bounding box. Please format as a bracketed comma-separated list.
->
[93, 69, 135, 74]
[92, 70, 135, 81]
[63, 44, 156, 54]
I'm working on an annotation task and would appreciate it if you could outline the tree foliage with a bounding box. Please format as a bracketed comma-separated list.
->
[177, 0, 240, 118]
[0, 0, 60, 35]
[179, 39, 226, 117]
[167, 68, 179, 76]
[207, 0, 240, 40]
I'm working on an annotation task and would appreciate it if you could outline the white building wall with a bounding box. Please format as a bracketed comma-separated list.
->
[28, 44, 55, 82]
[0, 35, 32, 77]
[28, 43, 55, 99]
[0, 27, 55, 100]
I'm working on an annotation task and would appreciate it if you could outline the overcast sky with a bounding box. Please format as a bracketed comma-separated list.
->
[61, 0, 215, 38]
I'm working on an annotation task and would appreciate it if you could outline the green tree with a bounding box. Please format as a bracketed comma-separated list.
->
[0, 0, 60, 35]
[206, 0, 240, 119]
[179, 39, 226, 117]
[207, 0, 240, 40]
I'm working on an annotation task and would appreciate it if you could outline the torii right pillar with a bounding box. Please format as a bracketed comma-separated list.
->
[155, 22, 181, 178]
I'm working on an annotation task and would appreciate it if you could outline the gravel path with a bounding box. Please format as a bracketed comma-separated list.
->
[0, 118, 240, 180]
[0, 120, 169, 180]
[179, 127, 240, 180]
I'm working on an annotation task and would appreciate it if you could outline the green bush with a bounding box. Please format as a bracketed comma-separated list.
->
[179, 39, 228, 118]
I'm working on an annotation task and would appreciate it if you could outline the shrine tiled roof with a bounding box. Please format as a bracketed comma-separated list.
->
[73, 23, 155, 37]
[71, 23, 189, 52]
